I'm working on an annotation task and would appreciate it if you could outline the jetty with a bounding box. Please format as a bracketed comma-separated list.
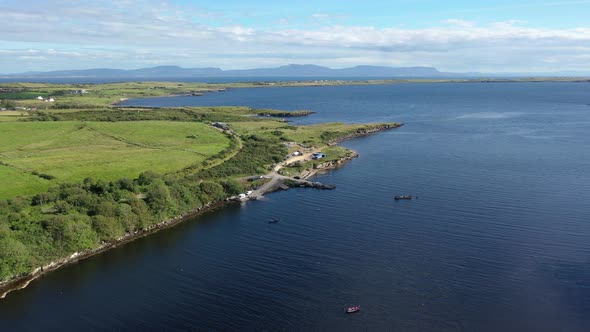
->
[236, 144, 344, 201]
[246, 174, 335, 200]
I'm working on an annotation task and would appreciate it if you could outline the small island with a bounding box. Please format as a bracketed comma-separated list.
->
[256, 110, 316, 117]
[0, 82, 401, 298]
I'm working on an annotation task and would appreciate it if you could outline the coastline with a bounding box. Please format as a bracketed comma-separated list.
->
[0, 200, 229, 299]
[0, 123, 400, 299]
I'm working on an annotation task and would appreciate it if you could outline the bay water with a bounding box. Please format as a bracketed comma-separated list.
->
[2, 82, 589, 331]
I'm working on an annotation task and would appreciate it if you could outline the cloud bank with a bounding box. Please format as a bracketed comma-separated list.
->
[1, 0, 590, 73]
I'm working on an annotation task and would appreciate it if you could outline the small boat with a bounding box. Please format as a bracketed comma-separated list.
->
[394, 195, 413, 200]
[345, 305, 361, 313]
[268, 218, 280, 224]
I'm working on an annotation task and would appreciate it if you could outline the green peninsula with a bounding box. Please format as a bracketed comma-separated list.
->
[0, 82, 400, 294]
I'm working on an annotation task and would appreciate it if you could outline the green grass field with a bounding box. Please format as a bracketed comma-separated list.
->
[230, 120, 401, 148]
[0, 121, 230, 198]
[0, 114, 28, 121]
[229, 120, 286, 134]
[0, 81, 399, 200]
[0, 164, 51, 198]
[0, 91, 49, 99]
[0, 82, 255, 108]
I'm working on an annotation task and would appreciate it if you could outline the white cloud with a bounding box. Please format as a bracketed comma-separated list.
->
[47, 49, 82, 56]
[18, 55, 47, 60]
[0, 1, 590, 73]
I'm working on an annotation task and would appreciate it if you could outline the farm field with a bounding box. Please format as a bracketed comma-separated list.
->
[0, 121, 230, 198]
[0, 115, 28, 122]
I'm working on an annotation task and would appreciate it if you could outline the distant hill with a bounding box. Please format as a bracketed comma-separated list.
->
[17, 66, 224, 78]
[225, 64, 444, 77]
[6, 64, 449, 78]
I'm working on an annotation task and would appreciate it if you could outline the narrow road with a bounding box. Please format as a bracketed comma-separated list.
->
[248, 146, 327, 200]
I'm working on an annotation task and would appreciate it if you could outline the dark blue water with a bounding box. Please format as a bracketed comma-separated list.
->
[2, 83, 590, 331]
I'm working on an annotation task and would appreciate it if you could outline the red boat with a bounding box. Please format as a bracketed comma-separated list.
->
[345, 305, 361, 313]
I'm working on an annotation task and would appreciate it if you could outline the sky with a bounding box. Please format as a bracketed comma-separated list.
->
[1, 0, 590, 73]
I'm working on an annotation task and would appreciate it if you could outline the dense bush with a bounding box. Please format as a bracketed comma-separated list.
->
[0, 171, 250, 282]
[197, 135, 286, 179]
[27, 108, 251, 123]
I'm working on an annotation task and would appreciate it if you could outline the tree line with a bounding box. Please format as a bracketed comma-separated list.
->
[0, 134, 286, 282]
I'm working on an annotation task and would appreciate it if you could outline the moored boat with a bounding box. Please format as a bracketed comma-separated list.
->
[345, 305, 361, 313]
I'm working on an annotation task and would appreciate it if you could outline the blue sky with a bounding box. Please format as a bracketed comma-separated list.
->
[1, 0, 590, 73]
[194, 0, 590, 28]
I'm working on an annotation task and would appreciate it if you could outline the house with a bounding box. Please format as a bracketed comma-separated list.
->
[312, 153, 326, 160]
[212, 122, 229, 130]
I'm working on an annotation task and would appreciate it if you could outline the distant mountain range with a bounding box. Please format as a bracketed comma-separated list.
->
[6, 64, 452, 78]
[3, 65, 589, 79]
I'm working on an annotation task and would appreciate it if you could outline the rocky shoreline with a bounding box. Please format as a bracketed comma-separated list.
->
[0, 122, 400, 299]
[0, 200, 232, 299]
[297, 150, 360, 180]
[257, 110, 316, 117]
[327, 123, 403, 146]
[0, 174, 339, 299]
